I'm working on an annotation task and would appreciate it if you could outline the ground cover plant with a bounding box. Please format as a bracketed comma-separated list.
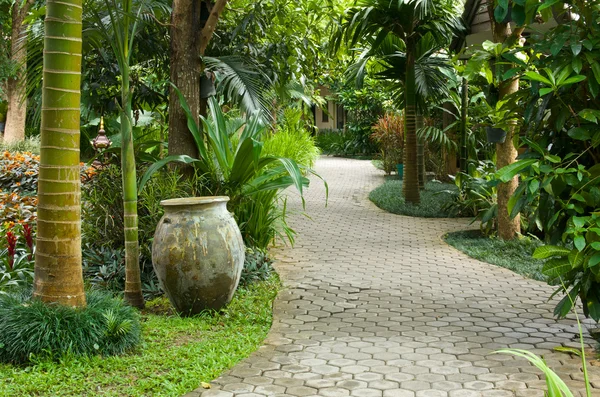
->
[0, 275, 280, 396]
[369, 180, 459, 218]
[445, 230, 545, 281]
[0, 289, 141, 363]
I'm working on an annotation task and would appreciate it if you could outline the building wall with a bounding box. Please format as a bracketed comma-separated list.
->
[315, 85, 346, 131]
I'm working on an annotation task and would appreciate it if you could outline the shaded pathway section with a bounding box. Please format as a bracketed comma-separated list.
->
[189, 157, 599, 397]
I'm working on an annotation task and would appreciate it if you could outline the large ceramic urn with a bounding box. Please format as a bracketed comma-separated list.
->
[152, 197, 245, 315]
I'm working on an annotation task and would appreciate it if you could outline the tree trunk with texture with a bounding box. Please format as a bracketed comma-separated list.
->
[403, 47, 420, 204]
[168, 0, 202, 159]
[491, 17, 522, 240]
[4, 1, 32, 143]
[443, 101, 458, 176]
[417, 113, 425, 190]
[168, 0, 228, 158]
[34, 0, 86, 307]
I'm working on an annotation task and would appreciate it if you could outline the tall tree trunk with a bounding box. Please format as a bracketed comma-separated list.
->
[121, 78, 144, 309]
[459, 77, 468, 173]
[490, 14, 523, 240]
[34, 0, 86, 307]
[119, 1, 144, 309]
[168, 0, 228, 158]
[443, 101, 458, 176]
[403, 46, 420, 204]
[4, 1, 32, 143]
[168, 0, 202, 158]
[417, 113, 425, 190]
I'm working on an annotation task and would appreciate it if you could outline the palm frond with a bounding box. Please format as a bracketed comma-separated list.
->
[204, 56, 272, 122]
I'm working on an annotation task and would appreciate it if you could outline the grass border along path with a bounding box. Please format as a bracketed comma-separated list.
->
[0, 275, 280, 396]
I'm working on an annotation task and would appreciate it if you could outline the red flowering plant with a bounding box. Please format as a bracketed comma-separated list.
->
[0, 222, 34, 293]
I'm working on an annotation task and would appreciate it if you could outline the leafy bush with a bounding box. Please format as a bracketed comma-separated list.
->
[315, 130, 355, 155]
[369, 180, 459, 218]
[263, 109, 321, 168]
[371, 113, 404, 174]
[0, 151, 40, 194]
[142, 96, 319, 249]
[0, 289, 141, 364]
[337, 84, 388, 155]
[443, 160, 498, 234]
[239, 247, 273, 287]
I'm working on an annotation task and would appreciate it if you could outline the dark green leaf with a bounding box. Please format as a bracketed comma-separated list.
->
[497, 159, 537, 183]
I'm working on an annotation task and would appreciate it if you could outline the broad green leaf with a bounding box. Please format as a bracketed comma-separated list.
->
[591, 62, 600, 84]
[588, 252, 600, 267]
[538, 0, 562, 11]
[568, 250, 584, 269]
[561, 75, 586, 86]
[497, 159, 537, 183]
[572, 216, 587, 228]
[534, 245, 571, 259]
[571, 42, 582, 56]
[567, 127, 591, 141]
[524, 71, 552, 85]
[578, 109, 600, 123]
[574, 235, 586, 251]
[542, 258, 571, 278]
[572, 57, 583, 74]
[494, 4, 509, 23]
[539, 87, 553, 96]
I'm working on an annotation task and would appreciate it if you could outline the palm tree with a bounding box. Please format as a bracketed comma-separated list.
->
[339, 0, 462, 203]
[85, 0, 169, 308]
[33, 0, 86, 307]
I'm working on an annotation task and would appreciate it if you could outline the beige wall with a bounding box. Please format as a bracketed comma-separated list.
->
[315, 85, 346, 131]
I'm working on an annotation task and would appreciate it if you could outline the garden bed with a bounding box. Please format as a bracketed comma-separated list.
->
[0, 275, 280, 396]
[444, 230, 545, 281]
[369, 180, 459, 218]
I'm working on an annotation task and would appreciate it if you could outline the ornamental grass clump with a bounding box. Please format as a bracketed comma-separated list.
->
[0, 289, 141, 364]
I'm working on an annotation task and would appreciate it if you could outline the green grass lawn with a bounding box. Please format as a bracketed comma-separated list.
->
[445, 230, 546, 281]
[0, 275, 280, 396]
[369, 180, 459, 218]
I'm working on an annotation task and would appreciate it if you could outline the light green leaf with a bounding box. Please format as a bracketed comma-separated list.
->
[533, 245, 571, 259]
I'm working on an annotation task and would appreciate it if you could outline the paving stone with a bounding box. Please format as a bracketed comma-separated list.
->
[190, 158, 598, 396]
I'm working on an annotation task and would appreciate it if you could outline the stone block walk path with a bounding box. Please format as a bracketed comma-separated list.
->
[189, 157, 600, 397]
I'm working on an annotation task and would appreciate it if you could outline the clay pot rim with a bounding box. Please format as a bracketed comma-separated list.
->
[160, 196, 230, 206]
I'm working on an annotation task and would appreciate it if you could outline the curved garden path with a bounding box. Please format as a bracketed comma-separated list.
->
[189, 157, 600, 397]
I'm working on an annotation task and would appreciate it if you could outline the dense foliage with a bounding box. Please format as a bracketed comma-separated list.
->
[0, 289, 141, 363]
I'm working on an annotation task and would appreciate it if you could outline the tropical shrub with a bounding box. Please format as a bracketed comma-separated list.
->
[371, 112, 404, 174]
[0, 289, 141, 364]
[0, 136, 40, 154]
[336, 83, 389, 155]
[142, 95, 317, 249]
[444, 160, 498, 234]
[315, 130, 359, 156]
[263, 109, 321, 168]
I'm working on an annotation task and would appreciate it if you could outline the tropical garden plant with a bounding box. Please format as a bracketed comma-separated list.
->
[336, 0, 463, 204]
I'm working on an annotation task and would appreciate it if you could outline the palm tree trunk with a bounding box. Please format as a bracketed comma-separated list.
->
[4, 0, 33, 143]
[120, 15, 144, 309]
[33, 0, 86, 307]
[403, 46, 420, 204]
[417, 113, 425, 190]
